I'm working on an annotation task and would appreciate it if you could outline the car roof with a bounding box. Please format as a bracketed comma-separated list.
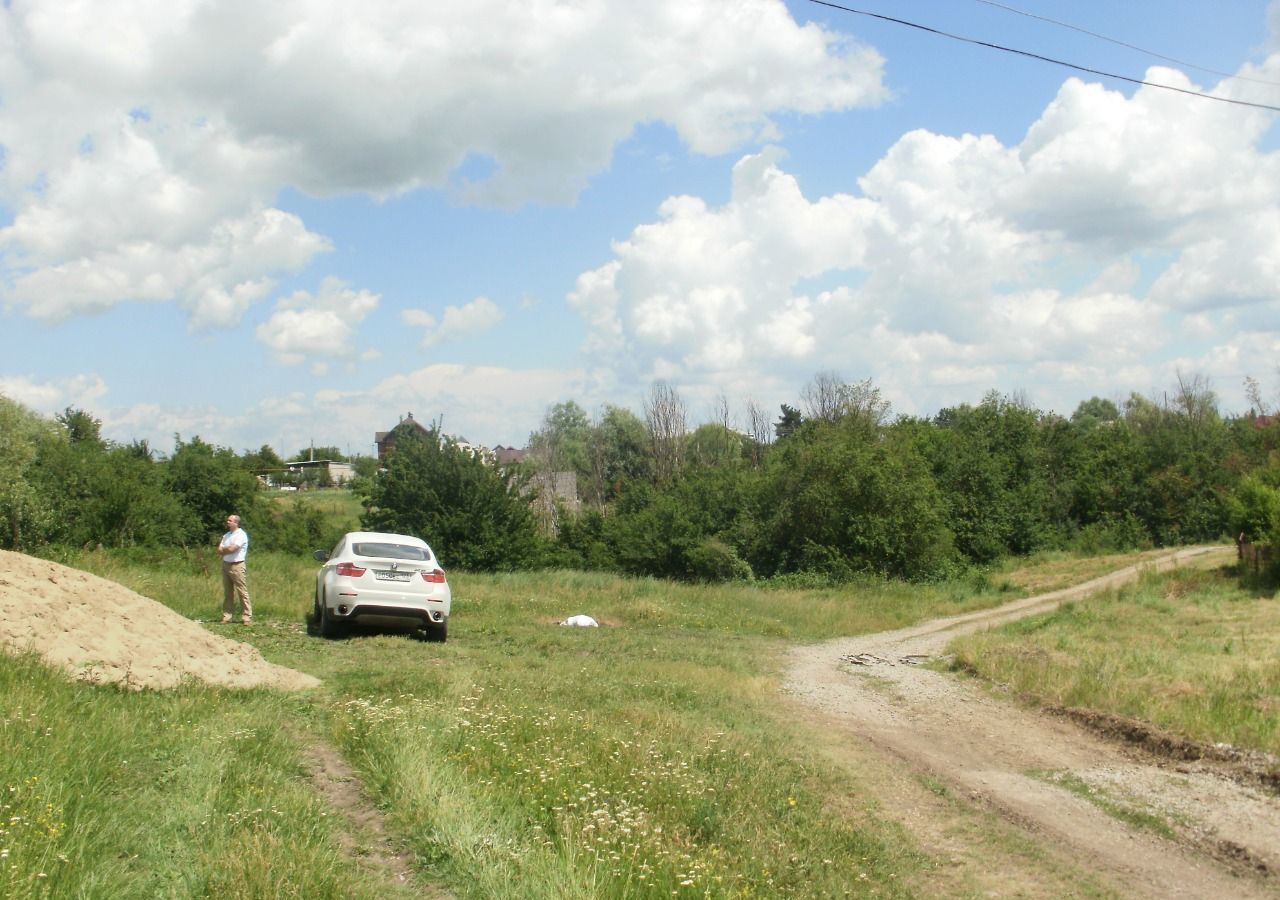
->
[342, 531, 430, 548]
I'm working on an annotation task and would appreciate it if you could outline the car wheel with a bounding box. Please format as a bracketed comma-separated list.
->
[318, 591, 343, 639]
[427, 618, 448, 643]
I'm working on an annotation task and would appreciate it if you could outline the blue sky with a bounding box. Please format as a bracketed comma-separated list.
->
[2, 0, 1279, 458]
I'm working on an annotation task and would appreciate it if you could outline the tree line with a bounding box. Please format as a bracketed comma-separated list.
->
[3, 371, 1279, 582]
[0, 402, 361, 556]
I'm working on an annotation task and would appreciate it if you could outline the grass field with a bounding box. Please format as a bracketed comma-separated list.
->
[2, 545, 1272, 897]
[265, 486, 364, 529]
[949, 564, 1280, 755]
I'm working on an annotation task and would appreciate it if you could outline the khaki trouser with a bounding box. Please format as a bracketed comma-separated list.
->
[221, 561, 252, 620]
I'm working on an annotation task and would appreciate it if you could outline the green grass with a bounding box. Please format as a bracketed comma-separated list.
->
[266, 487, 363, 535]
[3, 546, 1254, 897]
[949, 565, 1280, 757]
[0, 651, 406, 899]
[1027, 771, 1176, 840]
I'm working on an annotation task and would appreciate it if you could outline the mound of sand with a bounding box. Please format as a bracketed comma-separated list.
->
[0, 549, 320, 691]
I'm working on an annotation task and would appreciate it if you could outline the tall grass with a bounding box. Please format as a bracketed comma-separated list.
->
[0, 651, 408, 899]
[949, 565, 1280, 756]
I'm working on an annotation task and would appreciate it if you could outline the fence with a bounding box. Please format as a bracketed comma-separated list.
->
[1236, 533, 1276, 574]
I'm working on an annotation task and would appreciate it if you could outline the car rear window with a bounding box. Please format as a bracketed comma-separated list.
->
[353, 542, 431, 562]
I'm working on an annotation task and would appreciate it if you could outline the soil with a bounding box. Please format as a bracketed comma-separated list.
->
[0, 548, 319, 691]
[783, 545, 1280, 899]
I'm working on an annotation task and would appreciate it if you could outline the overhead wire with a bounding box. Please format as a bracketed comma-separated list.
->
[806, 0, 1280, 113]
[968, 0, 1280, 88]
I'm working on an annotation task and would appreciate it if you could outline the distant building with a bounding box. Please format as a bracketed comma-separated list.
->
[376, 413, 502, 466]
[492, 445, 528, 465]
[288, 459, 355, 486]
[375, 412, 433, 465]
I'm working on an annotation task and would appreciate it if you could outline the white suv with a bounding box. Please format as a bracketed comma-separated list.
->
[313, 531, 452, 640]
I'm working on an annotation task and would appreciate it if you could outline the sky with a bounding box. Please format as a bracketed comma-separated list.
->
[2, 0, 1279, 458]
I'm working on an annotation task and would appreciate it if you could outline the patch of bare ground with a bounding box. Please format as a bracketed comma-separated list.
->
[298, 734, 452, 898]
[1047, 706, 1280, 796]
[783, 546, 1280, 900]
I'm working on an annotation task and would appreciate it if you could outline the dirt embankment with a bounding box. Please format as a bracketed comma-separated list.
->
[0, 549, 318, 691]
[785, 546, 1280, 900]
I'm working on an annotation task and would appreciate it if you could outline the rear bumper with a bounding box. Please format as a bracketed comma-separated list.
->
[334, 602, 447, 626]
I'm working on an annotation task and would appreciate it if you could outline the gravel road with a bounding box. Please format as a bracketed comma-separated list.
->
[784, 546, 1279, 899]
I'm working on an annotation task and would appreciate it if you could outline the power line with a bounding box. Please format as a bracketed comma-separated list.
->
[806, 0, 1280, 113]
[968, 0, 1280, 88]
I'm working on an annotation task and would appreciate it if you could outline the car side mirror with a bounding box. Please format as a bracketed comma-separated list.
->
[313, 550, 330, 562]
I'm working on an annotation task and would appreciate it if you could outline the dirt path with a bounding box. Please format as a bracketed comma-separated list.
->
[299, 734, 453, 898]
[783, 546, 1280, 899]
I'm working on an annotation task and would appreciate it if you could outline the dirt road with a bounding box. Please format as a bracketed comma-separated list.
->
[784, 546, 1279, 899]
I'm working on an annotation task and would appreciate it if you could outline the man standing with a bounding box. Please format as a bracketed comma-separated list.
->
[218, 514, 252, 625]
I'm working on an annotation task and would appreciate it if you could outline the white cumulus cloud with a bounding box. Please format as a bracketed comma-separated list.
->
[404, 297, 504, 348]
[0, 0, 885, 326]
[569, 60, 1280, 416]
[0, 373, 109, 413]
[255, 276, 379, 371]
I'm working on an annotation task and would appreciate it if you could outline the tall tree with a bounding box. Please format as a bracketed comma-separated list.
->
[800, 371, 890, 430]
[56, 407, 105, 448]
[585, 405, 651, 504]
[774, 404, 803, 440]
[746, 398, 772, 467]
[644, 382, 686, 484]
[528, 401, 592, 485]
[363, 425, 538, 570]
[165, 436, 261, 544]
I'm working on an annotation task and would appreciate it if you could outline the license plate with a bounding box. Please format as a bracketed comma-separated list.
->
[375, 571, 411, 582]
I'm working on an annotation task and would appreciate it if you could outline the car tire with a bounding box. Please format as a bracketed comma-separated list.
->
[427, 618, 448, 643]
[318, 591, 343, 639]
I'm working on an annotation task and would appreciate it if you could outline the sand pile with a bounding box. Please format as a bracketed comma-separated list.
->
[0, 549, 319, 691]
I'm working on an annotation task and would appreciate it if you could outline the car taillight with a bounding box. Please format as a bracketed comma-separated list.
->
[422, 568, 447, 583]
[336, 562, 367, 577]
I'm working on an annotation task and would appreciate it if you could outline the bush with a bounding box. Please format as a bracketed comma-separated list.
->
[1068, 512, 1153, 555]
[686, 537, 753, 582]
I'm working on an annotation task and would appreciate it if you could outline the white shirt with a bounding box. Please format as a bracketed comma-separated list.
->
[221, 528, 249, 563]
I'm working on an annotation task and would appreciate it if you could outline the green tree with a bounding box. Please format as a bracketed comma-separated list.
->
[56, 407, 105, 448]
[362, 426, 539, 570]
[1227, 473, 1280, 545]
[529, 401, 591, 478]
[1070, 396, 1121, 431]
[686, 422, 744, 468]
[801, 372, 891, 432]
[586, 405, 651, 502]
[0, 396, 61, 549]
[351, 455, 380, 479]
[254, 498, 335, 555]
[1122, 376, 1232, 544]
[242, 444, 285, 476]
[757, 419, 956, 580]
[603, 465, 758, 581]
[165, 436, 261, 545]
[774, 404, 802, 440]
[291, 446, 346, 462]
[30, 437, 192, 548]
[915, 393, 1052, 563]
